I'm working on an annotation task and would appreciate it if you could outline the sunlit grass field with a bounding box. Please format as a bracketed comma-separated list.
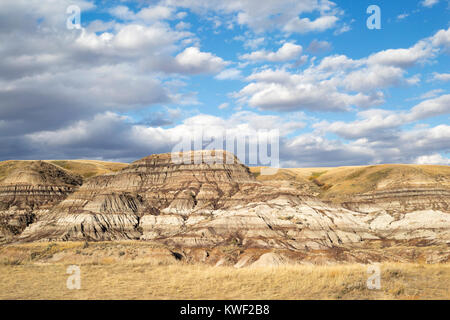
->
[0, 242, 448, 300]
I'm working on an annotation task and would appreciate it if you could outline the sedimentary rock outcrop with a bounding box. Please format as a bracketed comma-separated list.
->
[342, 188, 450, 213]
[0, 150, 446, 267]
[0, 161, 82, 241]
[19, 151, 261, 241]
[251, 165, 450, 213]
[13, 151, 450, 253]
[252, 165, 450, 245]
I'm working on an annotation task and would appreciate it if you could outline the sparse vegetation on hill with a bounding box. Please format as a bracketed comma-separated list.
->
[46, 160, 129, 179]
[251, 164, 450, 200]
[0, 160, 82, 186]
[0, 160, 128, 184]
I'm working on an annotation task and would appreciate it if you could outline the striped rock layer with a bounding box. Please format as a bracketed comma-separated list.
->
[0, 161, 81, 240]
[13, 151, 449, 252]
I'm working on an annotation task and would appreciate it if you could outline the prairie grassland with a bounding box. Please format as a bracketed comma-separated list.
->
[46, 160, 128, 179]
[0, 262, 448, 300]
[250, 164, 450, 199]
[0, 242, 448, 300]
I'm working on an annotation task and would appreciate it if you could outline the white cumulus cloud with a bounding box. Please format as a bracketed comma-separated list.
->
[240, 43, 303, 62]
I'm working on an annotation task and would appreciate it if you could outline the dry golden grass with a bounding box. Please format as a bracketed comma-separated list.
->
[47, 160, 129, 179]
[0, 160, 41, 182]
[0, 159, 128, 182]
[0, 242, 448, 300]
[0, 262, 448, 300]
[251, 164, 450, 200]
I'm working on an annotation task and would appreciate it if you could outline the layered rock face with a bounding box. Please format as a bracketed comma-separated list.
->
[252, 165, 450, 245]
[14, 152, 449, 253]
[342, 188, 450, 213]
[0, 152, 446, 262]
[0, 161, 82, 241]
[19, 151, 260, 241]
[16, 151, 366, 248]
[338, 188, 450, 244]
[251, 165, 450, 212]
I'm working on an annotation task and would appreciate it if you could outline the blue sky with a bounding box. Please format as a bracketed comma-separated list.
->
[0, 0, 449, 166]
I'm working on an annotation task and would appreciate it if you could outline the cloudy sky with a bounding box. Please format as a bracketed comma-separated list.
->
[0, 0, 449, 166]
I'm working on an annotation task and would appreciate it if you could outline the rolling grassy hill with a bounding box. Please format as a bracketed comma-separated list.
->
[47, 160, 129, 179]
[250, 164, 450, 200]
[0, 160, 129, 183]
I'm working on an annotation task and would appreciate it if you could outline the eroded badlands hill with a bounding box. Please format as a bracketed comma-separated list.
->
[251, 165, 450, 213]
[1, 153, 449, 264]
[0, 161, 82, 241]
